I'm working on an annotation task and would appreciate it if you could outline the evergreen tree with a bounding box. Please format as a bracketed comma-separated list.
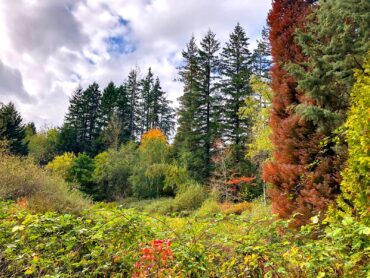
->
[83, 83, 102, 153]
[0, 102, 28, 155]
[173, 36, 204, 181]
[220, 23, 253, 165]
[115, 84, 131, 142]
[196, 30, 221, 180]
[100, 82, 118, 130]
[139, 68, 155, 134]
[151, 77, 175, 136]
[292, 0, 370, 133]
[251, 26, 272, 79]
[60, 86, 85, 154]
[60, 83, 102, 155]
[137, 68, 175, 139]
[126, 69, 142, 141]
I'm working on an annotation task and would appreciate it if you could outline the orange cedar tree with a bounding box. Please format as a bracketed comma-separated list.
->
[262, 0, 338, 226]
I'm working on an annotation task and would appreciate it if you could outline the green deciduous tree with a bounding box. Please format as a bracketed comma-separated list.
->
[28, 128, 60, 165]
[93, 142, 137, 201]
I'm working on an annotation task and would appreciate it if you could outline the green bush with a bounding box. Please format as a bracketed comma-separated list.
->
[196, 198, 221, 217]
[173, 183, 207, 212]
[0, 153, 90, 213]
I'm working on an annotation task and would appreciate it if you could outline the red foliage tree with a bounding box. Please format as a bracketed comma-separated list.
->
[262, 0, 342, 226]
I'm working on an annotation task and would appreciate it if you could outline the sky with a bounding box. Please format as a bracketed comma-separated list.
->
[0, 0, 271, 129]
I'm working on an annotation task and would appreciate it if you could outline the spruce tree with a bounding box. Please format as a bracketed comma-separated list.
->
[220, 23, 253, 165]
[292, 0, 370, 133]
[0, 102, 28, 155]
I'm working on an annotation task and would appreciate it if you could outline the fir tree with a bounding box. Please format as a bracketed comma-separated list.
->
[126, 69, 142, 141]
[100, 82, 118, 130]
[220, 23, 253, 165]
[151, 77, 175, 136]
[115, 84, 131, 142]
[0, 102, 28, 155]
[173, 36, 203, 181]
[196, 30, 221, 180]
[251, 26, 271, 79]
[60, 83, 102, 155]
[139, 68, 155, 134]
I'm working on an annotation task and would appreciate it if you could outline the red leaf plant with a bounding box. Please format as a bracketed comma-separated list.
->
[132, 239, 173, 278]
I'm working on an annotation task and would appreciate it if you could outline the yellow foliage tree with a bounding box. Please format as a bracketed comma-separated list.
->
[337, 55, 370, 221]
[45, 152, 76, 180]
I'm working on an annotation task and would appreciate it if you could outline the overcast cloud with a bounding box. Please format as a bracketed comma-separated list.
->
[0, 0, 271, 128]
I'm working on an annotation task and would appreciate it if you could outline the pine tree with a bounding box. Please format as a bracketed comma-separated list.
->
[220, 23, 253, 165]
[0, 102, 28, 155]
[60, 86, 85, 153]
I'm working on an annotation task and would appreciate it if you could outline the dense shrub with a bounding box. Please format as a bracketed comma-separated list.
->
[173, 183, 207, 212]
[0, 153, 90, 213]
[196, 198, 221, 217]
[219, 202, 252, 215]
[93, 142, 137, 201]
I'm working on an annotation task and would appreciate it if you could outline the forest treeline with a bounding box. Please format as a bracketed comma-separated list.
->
[0, 23, 272, 202]
[0, 0, 369, 225]
[0, 0, 369, 276]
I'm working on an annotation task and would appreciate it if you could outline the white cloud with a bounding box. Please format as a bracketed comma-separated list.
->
[0, 0, 271, 128]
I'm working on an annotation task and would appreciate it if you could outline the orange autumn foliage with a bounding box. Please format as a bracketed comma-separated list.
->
[140, 129, 168, 146]
[226, 176, 255, 185]
[263, 0, 343, 227]
[17, 197, 28, 209]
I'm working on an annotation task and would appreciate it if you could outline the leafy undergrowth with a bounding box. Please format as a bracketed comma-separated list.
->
[0, 201, 369, 277]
